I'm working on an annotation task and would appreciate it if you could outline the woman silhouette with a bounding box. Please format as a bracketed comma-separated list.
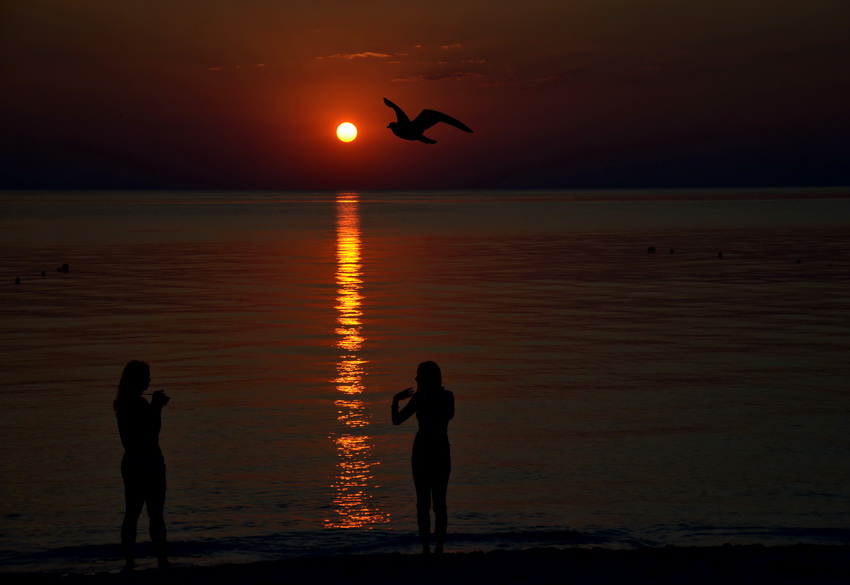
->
[392, 361, 455, 554]
[113, 360, 170, 570]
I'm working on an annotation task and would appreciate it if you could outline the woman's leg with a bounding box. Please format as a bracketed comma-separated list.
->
[432, 458, 451, 554]
[146, 464, 169, 567]
[121, 463, 145, 569]
[412, 458, 431, 554]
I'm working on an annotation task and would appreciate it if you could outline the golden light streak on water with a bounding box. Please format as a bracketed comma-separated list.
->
[325, 192, 390, 529]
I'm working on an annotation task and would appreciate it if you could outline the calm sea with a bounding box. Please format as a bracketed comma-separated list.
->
[2, 189, 849, 571]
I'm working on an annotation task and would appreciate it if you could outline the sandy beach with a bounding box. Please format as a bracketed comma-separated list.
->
[3, 546, 850, 585]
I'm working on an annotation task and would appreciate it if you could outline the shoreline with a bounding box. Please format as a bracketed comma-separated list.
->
[3, 545, 850, 584]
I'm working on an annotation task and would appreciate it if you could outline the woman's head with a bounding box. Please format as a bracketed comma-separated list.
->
[415, 361, 442, 391]
[114, 360, 151, 410]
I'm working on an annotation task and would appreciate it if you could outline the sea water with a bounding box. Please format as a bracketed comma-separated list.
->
[1, 189, 849, 571]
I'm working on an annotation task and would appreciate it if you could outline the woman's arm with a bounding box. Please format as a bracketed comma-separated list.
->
[445, 390, 455, 421]
[391, 388, 416, 425]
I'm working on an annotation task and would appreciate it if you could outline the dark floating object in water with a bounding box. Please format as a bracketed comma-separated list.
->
[718, 252, 723, 259]
[670, 249, 675, 254]
[60, 264, 69, 273]
[15, 277, 21, 285]
[41, 271, 47, 277]
[647, 246, 656, 253]
[383, 97, 473, 144]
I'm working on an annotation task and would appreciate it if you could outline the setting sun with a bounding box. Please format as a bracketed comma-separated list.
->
[336, 122, 357, 143]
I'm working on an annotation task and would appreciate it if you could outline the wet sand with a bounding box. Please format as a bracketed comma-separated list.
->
[3, 545, 850, 585]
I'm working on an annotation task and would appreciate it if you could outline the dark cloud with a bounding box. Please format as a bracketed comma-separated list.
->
[316, 52, 393, 60]
[392, 72, 485, 83]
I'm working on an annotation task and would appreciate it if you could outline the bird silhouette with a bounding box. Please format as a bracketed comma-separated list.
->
[384, 98, 472, 144]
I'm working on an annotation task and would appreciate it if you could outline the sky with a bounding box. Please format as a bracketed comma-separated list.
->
[2, 0, 849, 191]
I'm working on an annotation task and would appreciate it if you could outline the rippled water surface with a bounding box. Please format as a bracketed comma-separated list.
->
[2, 189, 850, 570]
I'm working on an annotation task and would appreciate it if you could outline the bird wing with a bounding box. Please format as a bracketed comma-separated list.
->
[383, 98, 410, 124]
[412, 109, 473, 133]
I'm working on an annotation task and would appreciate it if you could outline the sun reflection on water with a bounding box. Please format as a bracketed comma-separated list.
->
[325, 192, 390, 529]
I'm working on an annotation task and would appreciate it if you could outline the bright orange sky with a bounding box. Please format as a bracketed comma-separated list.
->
[2, 0, 849, 190]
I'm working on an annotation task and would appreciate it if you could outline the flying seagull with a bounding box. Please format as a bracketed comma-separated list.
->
[383, 98, 473, 144]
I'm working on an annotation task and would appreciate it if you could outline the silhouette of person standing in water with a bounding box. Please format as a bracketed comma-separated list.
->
[392, 361, 455, 554]
[113, 360, 171, 570]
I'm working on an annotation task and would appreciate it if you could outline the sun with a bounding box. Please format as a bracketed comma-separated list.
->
[336, 122, 358, 142]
